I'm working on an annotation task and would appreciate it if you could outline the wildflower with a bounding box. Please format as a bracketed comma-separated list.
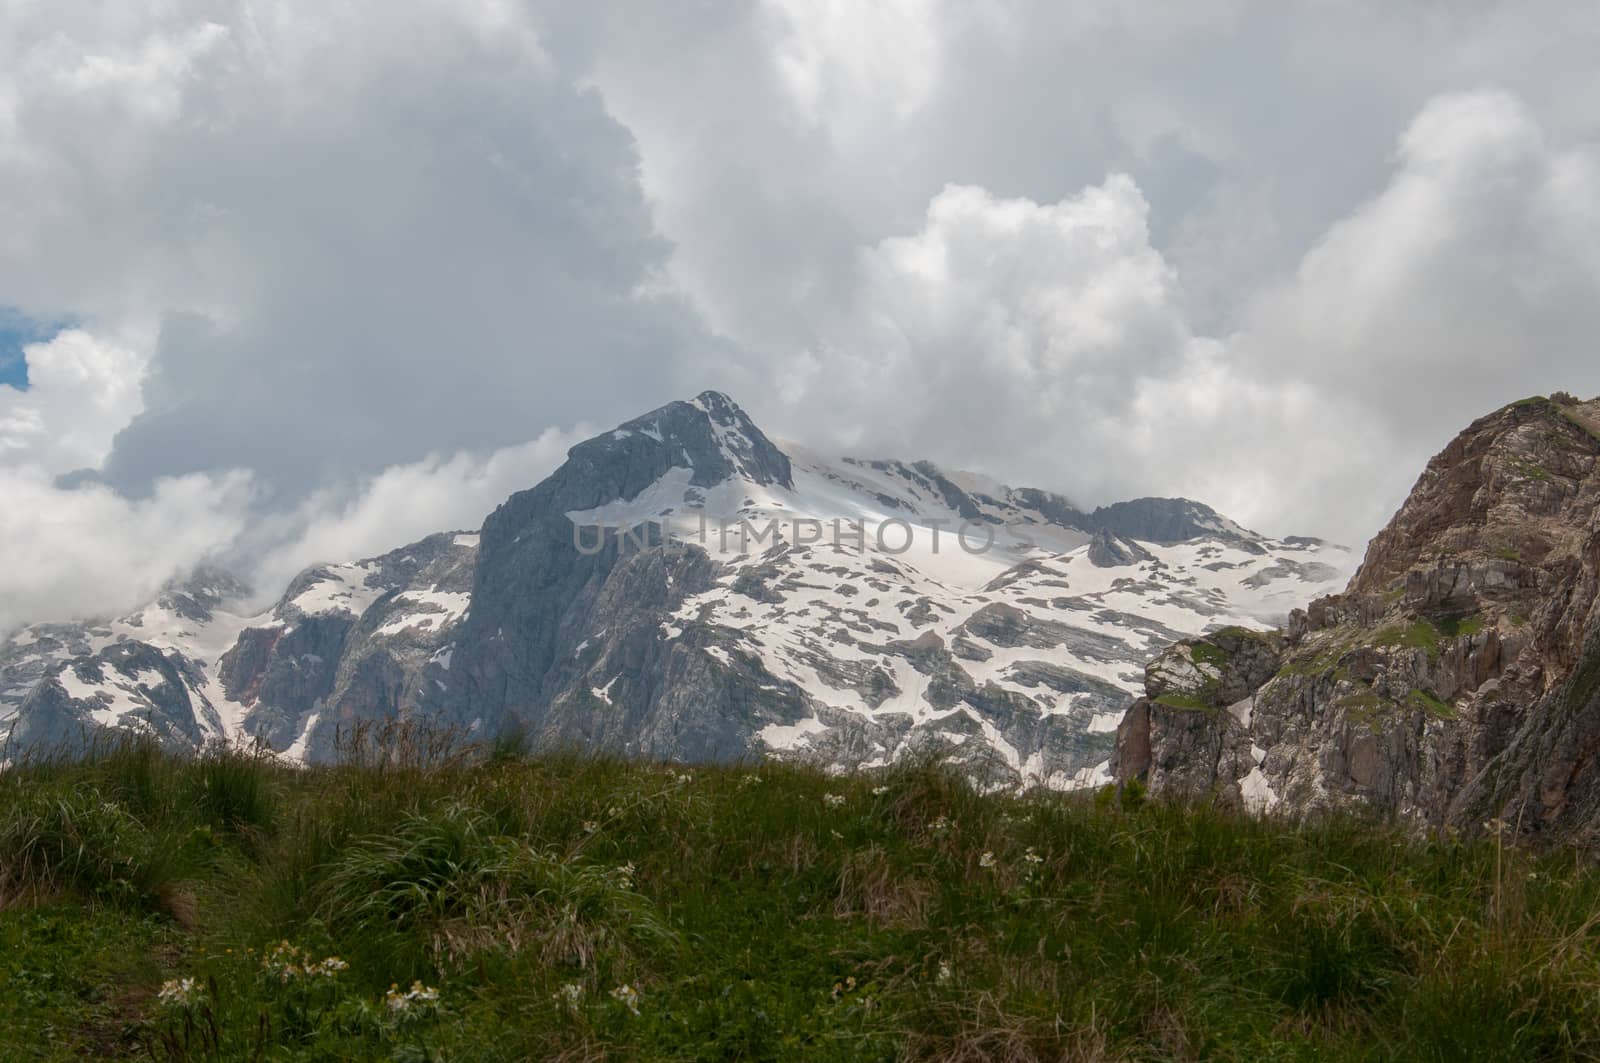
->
[1022, 847, 1043, 865]
[610, 983, 641, 1015]
[936, 962, 953, 985]
[157, 978, 199, 1008]
[615, 862, 636, 887]
[830, 975, 858, 1000]
[741, 773, 762, 786]
[822, 793, 845, 808]
[871, 785, 890, 796]
[553, 982, 584, 1010]
[582, 820, 599, 834]
[928, 815, 950, 832]
[309, 956, 348, 977]
[263, 941, 312, 982]
[386, 980, 440, 1017]
[979, 851, 996, 868]
[674, 771, 694, 784]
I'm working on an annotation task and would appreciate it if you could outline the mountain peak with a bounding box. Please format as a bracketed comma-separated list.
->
[1084, 497, 1260, 547]
[1349, 391, 1600, 595]
[611, 390, 793, 490]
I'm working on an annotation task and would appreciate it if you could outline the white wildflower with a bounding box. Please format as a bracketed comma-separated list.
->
[263, 940, 312, 982]
[582, 820, 599, 834]
[822, 793, 845, 808]
[157, 978, 199, 1008]
[928, 815, 950, 832]
[1022, 847, 1043, 865]
[615, 861, 636, 888]
[554, 982, 584, 1010]
[936, 962, 953, 985]
[871, 785, 890, 796]
[978, 851, 996, 868]
[386, 980, 440, 1017]
[610, 983, 641, 1015]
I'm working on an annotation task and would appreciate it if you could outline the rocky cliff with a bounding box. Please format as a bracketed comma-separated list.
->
[1115, 393, 1600, 843]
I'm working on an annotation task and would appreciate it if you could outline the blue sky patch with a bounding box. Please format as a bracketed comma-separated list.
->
[0, 308, 71, 391]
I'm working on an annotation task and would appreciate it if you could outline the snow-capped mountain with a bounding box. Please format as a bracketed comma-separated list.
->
[1, 392, 1351, 787]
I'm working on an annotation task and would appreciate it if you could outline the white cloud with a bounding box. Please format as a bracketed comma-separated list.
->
[0, 467, 255, 633]
[778, 176, 1192, 468]
[774, 88, 1600, 545]
[247, 426, 583, 602]
[1219, 89, 1600, 537]
[0, 327, 151, 474]
[763, 0, 945, 139]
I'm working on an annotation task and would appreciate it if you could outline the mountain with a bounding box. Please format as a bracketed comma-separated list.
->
[1114, 392, 1600, 842]
[1, 392, 1350, 788]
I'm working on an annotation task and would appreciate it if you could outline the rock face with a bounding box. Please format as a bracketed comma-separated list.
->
[1, 391, 1350, 788]
[1115, 393, 1600, 844]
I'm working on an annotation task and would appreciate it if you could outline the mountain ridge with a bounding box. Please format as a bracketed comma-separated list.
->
[2, 391, 1351, 788]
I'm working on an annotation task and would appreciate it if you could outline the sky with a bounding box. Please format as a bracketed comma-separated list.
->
[2, 0, 1599, 631]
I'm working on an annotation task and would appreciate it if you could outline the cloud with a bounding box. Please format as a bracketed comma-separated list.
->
[774, 89, 1600, 545]
[0, 327, 151, 475]
[0, 0, 718, 499]
[0, 423, 583, 634]
[245, 426, 583, 603]
[776, 176, 1193, 466]
[0, 467, 255, 633]
[3, 1, 1600, 633]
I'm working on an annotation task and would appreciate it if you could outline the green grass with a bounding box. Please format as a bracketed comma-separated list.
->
[6, 741, 1600, 1060]
[1374, 620, 1443, 655]
[1189, 641, 1229, 670]
[1558, 407, 1600, 446]
[1407, 688, 1457, 718]
[1505, 456, 1551, 483]
[1438, 613, 1487, 639]
[1335, 688, 1388, 725]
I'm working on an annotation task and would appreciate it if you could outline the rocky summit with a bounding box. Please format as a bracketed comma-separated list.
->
[1115, 393, 1600, 843]
[1, 392, 1350, 789]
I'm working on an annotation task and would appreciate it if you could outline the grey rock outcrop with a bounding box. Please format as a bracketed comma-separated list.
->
[1116, 394, 1600, 844]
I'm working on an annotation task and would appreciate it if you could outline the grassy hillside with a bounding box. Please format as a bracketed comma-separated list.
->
[3, 739, 1600, 1061]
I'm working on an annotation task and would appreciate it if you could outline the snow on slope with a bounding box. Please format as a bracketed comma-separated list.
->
[566, 443, 1353, 788]
[1, 536, 481, 754]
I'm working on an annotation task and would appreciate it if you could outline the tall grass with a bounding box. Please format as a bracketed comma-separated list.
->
[4, 744, 1600, 1060]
